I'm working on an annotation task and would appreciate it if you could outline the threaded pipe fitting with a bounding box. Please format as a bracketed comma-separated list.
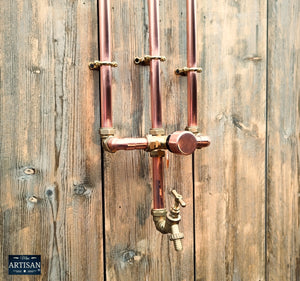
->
[173, 238, 183, 251]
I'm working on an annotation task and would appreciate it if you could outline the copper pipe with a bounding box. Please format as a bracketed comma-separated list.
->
[106, 137, 148, 152]
[148, 0, 162, 129]
[99, 0, 113, 128]
[196, 135, 211, 149]
[147, 0, 165, 209]
[152, 157, 164, 209]
[187, 0, 198, 128]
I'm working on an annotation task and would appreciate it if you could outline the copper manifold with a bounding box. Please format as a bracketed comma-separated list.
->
[92, 0, 209, 251]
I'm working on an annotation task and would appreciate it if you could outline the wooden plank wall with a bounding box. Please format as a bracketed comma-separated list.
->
[0, 0, 104, 280]
[0, 0, 299, 281]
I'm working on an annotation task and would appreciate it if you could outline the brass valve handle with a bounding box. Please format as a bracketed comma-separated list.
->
[171, 190, 186, 208]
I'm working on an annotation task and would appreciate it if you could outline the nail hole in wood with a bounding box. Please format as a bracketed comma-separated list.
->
[24, 168, 35, 175]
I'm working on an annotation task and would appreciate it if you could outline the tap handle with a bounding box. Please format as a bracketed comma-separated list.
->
[167, 131, 197, 155]
[171, 190, 186, 207]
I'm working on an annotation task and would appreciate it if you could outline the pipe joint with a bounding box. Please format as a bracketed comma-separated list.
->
[146, 135, 167, 151]
[102, 136, 115, 152]
[99, 128, 116, 139]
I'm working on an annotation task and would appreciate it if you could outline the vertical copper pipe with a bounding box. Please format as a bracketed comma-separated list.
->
[148, 0, 164, 209]
[99, 0, 113, 128]
[187, 0, 197, 128]
[152, 157, 164, 209]
[148, 0, 162, 129]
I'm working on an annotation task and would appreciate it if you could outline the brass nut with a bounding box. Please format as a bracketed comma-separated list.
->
[150, 150, 165, 157]
[99, 128, 116, 138]
[167, 213, 181, 222]
[169, 232, 184, 241]
[151, 208, 167, 217]
[185, 126, 199, 134]
[149, 128, 165, 136]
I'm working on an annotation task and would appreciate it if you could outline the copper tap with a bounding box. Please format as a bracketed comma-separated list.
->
[151, 190, 186, 251]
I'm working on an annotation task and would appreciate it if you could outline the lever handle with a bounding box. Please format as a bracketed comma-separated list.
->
[171, 190, 186, 207]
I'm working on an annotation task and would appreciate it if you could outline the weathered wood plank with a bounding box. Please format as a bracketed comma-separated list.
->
[0, 0, 103, 280]
[267, 0, 300, 280]
[194, 0, 267, 280]
[104, 0, 194, 280]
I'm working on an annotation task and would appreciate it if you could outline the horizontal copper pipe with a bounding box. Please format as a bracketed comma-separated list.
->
[99, 0, 113, 128]
[106, 137, 148, 153]
[105, 133, 210, 153]
[187, 0, 197, 128]
[152, 157, 164, 209]
[148, 0, 162, 129]
[196, 135, 210, 149]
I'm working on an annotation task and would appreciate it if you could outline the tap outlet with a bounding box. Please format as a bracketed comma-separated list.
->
[169, 224, 184, 251]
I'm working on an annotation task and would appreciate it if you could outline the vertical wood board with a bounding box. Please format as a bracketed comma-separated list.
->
[195, 0, 267, 280]
[267, 0, 300, 279]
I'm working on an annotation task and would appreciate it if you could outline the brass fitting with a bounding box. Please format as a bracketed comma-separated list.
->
[151, 208, 169, 234]
[175, 67, 202, 76]
[149, 128, 165, 136]
[99, 128, 116, 139]
[146, 135, 167, 151]
[101, 136, 115, 152]
[89, 60, 118, 70]
[134, 55, 166, 66]
[150, 149, 165, 157]
[185, 126, 199, 134]
[151, 190, 186, 251]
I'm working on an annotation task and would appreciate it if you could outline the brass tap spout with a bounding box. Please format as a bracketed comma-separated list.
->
[151, 190, 186, 251]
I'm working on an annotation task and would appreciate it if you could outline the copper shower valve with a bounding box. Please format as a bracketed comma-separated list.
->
[102, 131, 210, 155]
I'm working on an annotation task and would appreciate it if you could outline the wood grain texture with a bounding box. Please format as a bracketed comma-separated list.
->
[0, 0, 103, 280]
[267, 0, 300, 280]
[194, 0, 267, 280]
[103, 0, 194, 280]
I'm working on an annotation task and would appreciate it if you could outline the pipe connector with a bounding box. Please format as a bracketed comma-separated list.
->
[99, 127, 116, 139]
[151, 190, 186, 251]
[151, 208, 169, 234]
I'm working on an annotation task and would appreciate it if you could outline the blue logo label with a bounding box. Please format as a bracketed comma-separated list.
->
[8, 255, 41, 275]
